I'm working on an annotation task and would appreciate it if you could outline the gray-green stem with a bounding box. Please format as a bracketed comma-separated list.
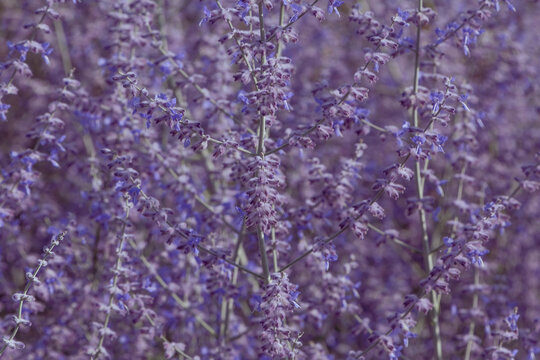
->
[464, 268, 480, 360]
[255, 2, 272, 284]
[90, 203, 130, 360]
[411, 1, 443, 358]
[128, 238, 216, 337]
[220, 228, 244, 342]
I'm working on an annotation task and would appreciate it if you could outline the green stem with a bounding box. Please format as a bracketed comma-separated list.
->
[276, 3, 285, 58]
[256, 1, 267, 156]
[118, 72, 255, 156]
[464, 268, 480, 360]
[53, 20, 72, 76]
[143, 312, 194, 359]
[271, 225, 279, 272]
[366, 223, 422, 254]
[266, 0, 320, 43]
[131, 181, 262, 279]
[221, 228, 244, 342]
[91, 203, 130, 360]
[253, 2, 272, 284]
[129, 238, 217, 337]
[410, 1, 443, 358]
[215, 0, 259, 86]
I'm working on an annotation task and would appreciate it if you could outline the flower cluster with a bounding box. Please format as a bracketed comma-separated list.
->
[0, 0, 539, 359]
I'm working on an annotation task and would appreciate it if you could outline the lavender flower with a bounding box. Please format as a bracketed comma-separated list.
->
[0, 0, 538, 359]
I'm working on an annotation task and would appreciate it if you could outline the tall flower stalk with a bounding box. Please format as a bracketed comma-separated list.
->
[410, 0, 443, 358]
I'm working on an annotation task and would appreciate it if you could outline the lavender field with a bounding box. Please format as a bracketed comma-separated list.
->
[0, 0, 539, 359]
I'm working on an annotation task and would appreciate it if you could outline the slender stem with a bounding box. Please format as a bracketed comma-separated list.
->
[175, 66, 255, 134]
[366, 223, 422, 254]
[271, 225, 279, 272]
[143, 312, 194, 359]
[256, 1, 267, 156]
[148, 9, 253, 133]
[450, 162, 468, 237]
[354, 314, 374, 335]
[429, 140, 469, 256]
[55, 21, 102, 195]
[266, 0, 320, 43]
[258, 2, 267, 63]
[279, 103, 449, 272]
[257, 113, 266, 155]
[428, 4, 487, 50]
[254, 2, 272, 285]
[0, 232, 66, 356]
[90, 204, 130, 360]
[145, 140, 241, 234]
[53, 20, 72, 76]
[410, 1, 443, 358]
[215, 0, 259, 87]
[271, 5, 285, 272]
[118, 73, 255, 156]
[134, 183, 263, 279]
[276, 2, 285, 58]
[229, 328, 250, 342]
[202, 241, 262, 279]
[91, 225, 102, 287]
[266, 116, 388, 155]
[221, 228, 244, 342]
[279, 220, 350, 273]
[464, 268, 480, 360]
[128, 238, 217, 336]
